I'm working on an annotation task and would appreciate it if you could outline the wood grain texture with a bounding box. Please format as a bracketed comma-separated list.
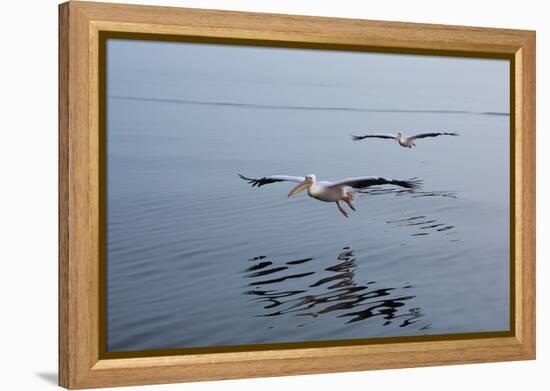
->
[59, 1, 98, 388]
[73, 0, 531, 54]
[518, 34, 536, 356]
[58, 1, 536, 388]
[58, 3, 70, 387]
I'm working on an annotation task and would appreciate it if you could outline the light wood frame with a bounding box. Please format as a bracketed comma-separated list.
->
[59, 1, 536, 389]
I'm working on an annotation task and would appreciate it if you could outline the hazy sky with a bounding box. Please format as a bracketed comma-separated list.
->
[107, 39, 510, 114]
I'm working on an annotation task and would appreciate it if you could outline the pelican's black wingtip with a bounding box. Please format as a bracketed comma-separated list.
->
[351, 134, 362, 141]
[407, 177, 423, 191]
[238, 173, 253, 185]
[238, 173, 262, 187]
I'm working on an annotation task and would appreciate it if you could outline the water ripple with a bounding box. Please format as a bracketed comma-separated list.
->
[110, 95, 509, 117]
[358, 187, 458, 199]
[387, 214, 457, 238]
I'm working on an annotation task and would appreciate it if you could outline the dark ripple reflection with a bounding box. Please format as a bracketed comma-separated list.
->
[243, 248, 431, 329]
[356, 186, 458, 238]
[387, 215, 457, 238]
[357, 186, 458, 199]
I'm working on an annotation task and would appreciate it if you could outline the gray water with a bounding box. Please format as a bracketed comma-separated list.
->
[106, 40, 510, 352]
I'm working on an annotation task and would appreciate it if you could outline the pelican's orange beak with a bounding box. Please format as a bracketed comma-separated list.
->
[288, 181, 309, 197]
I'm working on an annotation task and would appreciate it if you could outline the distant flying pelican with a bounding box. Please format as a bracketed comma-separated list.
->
[239, 174, 421, 218]
[351, 131, 459, 148]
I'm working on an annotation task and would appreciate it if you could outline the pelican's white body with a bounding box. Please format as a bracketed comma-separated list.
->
[307, 181, 348, 202]
[397, 133, 416, 148]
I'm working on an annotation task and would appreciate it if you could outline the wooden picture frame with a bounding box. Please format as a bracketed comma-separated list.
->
[59, 1, 536, 389]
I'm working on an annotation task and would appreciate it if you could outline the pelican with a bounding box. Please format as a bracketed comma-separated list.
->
[351, 131, 458, 148]
[239, 174, 421, 218]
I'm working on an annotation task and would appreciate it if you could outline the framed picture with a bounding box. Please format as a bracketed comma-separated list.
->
[58, 1, 535, 389]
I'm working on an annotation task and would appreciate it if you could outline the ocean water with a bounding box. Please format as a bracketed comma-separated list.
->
[105, 41, 510, 352]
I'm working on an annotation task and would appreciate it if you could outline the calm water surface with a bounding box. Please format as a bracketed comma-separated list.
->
[106, 41, 510, 352]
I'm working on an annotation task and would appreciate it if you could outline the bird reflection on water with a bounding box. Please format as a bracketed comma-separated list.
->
[243, 248, 431, 330]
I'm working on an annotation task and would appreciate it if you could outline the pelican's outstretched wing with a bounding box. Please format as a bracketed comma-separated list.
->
[239, 174, 305, 188]
[351, 133, 396, 141]
[329, 176, 422, 190]
[411, 132, 459, 139]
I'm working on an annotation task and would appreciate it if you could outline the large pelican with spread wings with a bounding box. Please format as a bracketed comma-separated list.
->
[351, 131, 458, 148]
[239, 174, 421, 217]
